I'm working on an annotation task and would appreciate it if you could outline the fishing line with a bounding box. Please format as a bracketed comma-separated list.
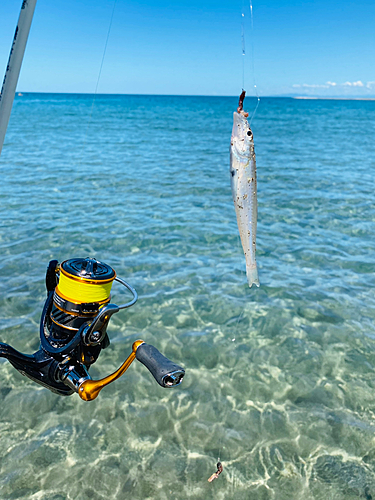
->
[248, 0, 260, 125]
[241, 10, 246, 90]
[66, 0, 117, 255]
[78, 0, 118, 165]
[90, 0, 118, 110]
[241, 0, 260, 125]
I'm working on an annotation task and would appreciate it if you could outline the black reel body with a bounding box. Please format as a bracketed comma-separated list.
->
[0, 258, 185, 400]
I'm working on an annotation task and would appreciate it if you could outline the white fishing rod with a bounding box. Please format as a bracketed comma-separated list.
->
[0, 0, 38, 156]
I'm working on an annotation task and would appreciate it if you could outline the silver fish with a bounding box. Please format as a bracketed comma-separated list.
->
[230, 91, 259, 287]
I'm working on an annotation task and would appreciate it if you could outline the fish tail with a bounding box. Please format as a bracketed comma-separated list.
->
[246, 265, 260, 288]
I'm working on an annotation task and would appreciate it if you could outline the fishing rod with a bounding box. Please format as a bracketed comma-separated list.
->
[0, 0, 38, 156]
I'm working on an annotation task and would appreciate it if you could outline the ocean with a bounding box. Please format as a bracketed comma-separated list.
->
[0, 93, 375, 500]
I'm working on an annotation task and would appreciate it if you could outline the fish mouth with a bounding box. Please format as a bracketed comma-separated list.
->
[232, 111, 251, 135]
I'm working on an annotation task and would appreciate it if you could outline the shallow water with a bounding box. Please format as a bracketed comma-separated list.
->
[1, 94, 375, 499]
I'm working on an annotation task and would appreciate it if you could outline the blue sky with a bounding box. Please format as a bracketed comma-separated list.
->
[1, 0, 374, 96]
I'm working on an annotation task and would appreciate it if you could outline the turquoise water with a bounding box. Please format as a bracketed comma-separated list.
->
[1, 93, 375, 499]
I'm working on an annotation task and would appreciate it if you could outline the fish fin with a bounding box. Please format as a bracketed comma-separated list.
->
[246, 265, 260, 288]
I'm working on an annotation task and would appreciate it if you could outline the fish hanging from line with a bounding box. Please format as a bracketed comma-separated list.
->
[230, 90, 259, 287]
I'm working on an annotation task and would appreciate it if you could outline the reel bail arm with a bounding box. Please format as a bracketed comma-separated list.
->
[81, 278, 138, 347]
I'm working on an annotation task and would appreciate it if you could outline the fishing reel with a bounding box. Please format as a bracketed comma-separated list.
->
[0, 258, 185, 401]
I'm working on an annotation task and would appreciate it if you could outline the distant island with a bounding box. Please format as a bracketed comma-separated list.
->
[293, 96, 375, 101]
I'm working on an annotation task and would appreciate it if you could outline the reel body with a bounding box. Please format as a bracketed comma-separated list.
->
[0, 258, 185, 400]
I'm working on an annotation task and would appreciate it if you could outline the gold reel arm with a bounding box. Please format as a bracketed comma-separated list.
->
[78, 340, 144, 401]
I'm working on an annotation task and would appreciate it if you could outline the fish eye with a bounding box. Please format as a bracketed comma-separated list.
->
[247, 131, 252, 136]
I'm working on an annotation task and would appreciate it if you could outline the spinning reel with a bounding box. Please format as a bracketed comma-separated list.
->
[0, 258, 185, 400]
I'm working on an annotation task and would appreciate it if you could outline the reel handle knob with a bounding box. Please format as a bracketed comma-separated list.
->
[135, 343, 185, 388]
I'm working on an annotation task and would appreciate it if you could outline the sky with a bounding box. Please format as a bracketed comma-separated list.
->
[0, 0, 375, 97]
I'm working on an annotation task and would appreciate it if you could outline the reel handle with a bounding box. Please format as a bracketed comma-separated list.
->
[77, 341, 185, 401]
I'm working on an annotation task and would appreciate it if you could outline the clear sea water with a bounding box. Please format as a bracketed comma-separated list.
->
[0, 93, 375, 500]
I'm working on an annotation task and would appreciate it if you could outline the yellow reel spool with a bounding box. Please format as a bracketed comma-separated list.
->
[56, 259, 116, 305]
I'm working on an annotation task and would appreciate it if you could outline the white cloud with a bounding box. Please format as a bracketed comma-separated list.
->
[301, 83, 329, 88]
[292, 80, 372, 93]
[341, 81, 364, 87]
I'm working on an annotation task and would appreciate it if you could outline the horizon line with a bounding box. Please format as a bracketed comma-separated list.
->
[15, 91, 375, 101]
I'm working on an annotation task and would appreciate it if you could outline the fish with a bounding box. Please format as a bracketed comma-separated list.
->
[230, 90, 259, 287]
